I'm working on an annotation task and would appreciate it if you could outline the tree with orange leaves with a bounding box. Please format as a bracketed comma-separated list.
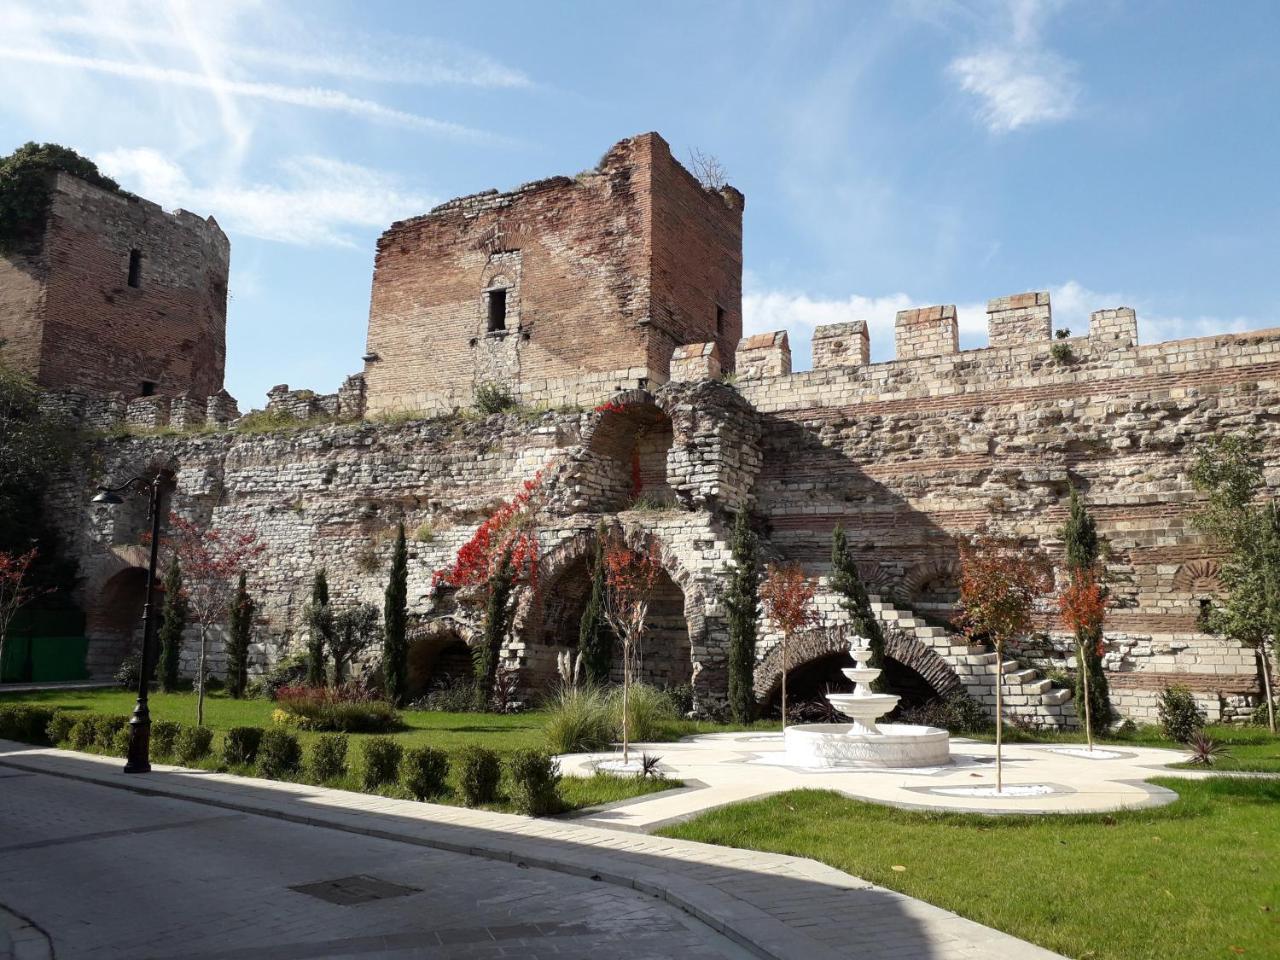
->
[956, 536, 1052, 791]
[1059, 566, 1108, 750]
[601, 532, 664, 763]
[760, 563, 817, 729]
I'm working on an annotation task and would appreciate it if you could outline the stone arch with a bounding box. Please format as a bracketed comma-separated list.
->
[896, 558, 961, 612]
[84, 566, 156, 678]
[857, 561, 896, 599]
[1172, 559, 1223, 595]
[407, 617, 479, 697]
[574, 391, 676, 511]
[752, 626, 962, 703]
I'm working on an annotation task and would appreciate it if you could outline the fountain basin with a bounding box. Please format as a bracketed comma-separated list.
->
[783, 722, 950, 768]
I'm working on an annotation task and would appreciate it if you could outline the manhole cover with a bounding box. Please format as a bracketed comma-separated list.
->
[291, 874, 420, 905]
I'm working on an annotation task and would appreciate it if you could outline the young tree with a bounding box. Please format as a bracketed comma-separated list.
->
[304, 570, 333, 686]
[830, 524, 886, 692]
[156, 557, 187, 692]
[602, 533, 664, 763]
[225, 572, 254, 699]
[0, 547, 39, 678]
[1059, 489, 1111, 746]
[725, 511, 760, 723]
[383, 523, 409, 705]
[577, 522, 612, 685]
[760, 563, 817, 729]
[164, 515, 265, 725]
[956, 536, 1053, 791]
[332, 603, 380, 686]
[1191, 436, 1278, 733]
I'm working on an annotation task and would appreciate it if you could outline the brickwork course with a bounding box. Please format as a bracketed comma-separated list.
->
[10, 134, 1279, 727]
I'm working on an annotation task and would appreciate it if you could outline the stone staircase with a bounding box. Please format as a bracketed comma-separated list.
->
[867, 594, 1077, 730]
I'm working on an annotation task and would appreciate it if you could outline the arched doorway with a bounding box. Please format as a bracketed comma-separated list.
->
[407, 622, 476, 698]
[85, 567, 157, 678]
[578, 393, 677, 511]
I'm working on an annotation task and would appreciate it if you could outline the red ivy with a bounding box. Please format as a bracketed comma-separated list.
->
[434, 472, 543, 593]
[594, 400, 628, 414]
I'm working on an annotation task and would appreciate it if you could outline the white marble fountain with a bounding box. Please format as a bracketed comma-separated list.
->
[782, 638, 951, 768]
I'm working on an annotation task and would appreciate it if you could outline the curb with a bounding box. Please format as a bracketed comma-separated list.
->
[0, 904, 53, 960]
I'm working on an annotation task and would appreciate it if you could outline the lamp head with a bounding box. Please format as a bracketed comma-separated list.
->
[92, 488, 124, 506]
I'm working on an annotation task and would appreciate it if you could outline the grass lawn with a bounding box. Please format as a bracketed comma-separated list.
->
[660, 779, 1280, 960]
[988, 723, 1280, 773]
[0, 688, 760, 813]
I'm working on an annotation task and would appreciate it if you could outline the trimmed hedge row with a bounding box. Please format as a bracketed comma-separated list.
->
[4, 709, 559, 814]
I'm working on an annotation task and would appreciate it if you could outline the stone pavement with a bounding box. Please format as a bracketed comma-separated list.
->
[557, 733, 1198, 831]
[0, 741, 1065, 960]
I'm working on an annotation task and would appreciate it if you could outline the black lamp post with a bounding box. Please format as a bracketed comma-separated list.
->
[92, 472, 166, 774]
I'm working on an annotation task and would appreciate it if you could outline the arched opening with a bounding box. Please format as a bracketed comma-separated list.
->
[407, 626, 475, 698]
[582, 397, 676, 511]
[85, 567, 157, 677]
[611, 564, 691, 688]
[764, 652, 939, 718]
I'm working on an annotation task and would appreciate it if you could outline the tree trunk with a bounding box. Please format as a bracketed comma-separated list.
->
[196, 626, 207, 727]
[622, 635, 632, 764]
[995, 643, 1004, 793]
[780, 632, 788, 730]
[1081, 639, 1094, 751]
[1261, 644, 1276, 735]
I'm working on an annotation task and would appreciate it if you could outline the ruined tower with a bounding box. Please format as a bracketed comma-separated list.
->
[361, 132, 744, 417]
[0, 171, 229, 399]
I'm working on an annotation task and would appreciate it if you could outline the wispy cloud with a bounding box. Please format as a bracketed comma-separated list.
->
[945, 0, 1079, 133]
[97, 148, 436, 247]
[0, 46, 493, 140]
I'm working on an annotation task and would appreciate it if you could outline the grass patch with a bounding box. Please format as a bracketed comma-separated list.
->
[660, 779, 1280, 960]
[982, 723, 1280, 773]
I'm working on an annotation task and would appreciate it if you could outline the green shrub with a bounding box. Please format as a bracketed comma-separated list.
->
[416, 679, 481, 713]
[254, 652, 310, 700]
[151, 720, 182, 758]
[68, 716, 99, 750]
[174, 725, 214, 765]
[309, 734, 349, 782]
[1158, 685, 1206, 743]
[361, 736, 403, 790]
[274, 685, 401, 732]
[46, 711, 77, 745]
[256, 729, 302, 779]
[94, 716, 128, 750]
[223, 727, 264, 767]
[608, 683, 678, 744]
[898, 692, 992, 733]
[456, 746, 501, 807]
[1248, 699, 1276, 727]
[0, 704, 56, 744]
[401, 746, 449, 800]
[506, 749, 561, 816]
[544, 683, 613, 754]
[110, 725, 132, 757]
[474, 383, 517, 415]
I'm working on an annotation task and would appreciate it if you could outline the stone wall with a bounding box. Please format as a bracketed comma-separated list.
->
[361, 133, 742, 418]
[0, 173, 229, 399]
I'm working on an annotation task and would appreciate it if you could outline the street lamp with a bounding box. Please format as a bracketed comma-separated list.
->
[92, 471, 166, 774]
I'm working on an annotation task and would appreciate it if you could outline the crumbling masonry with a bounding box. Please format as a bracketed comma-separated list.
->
[13, 133, 1280, 726]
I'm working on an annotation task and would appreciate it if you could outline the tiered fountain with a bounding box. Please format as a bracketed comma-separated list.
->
[782, 638, 951, 768]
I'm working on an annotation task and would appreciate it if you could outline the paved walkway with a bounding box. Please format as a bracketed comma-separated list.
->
[0, 740, 1064, 960]
[558, 733, 1196, 831]
[0, 681, 114, 694]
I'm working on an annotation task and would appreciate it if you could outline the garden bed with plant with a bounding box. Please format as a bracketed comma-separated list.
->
[659, 777, 1280, 960]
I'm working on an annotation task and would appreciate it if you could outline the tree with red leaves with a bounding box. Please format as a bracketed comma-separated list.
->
[0, 547, 40, 680]
[1059, 566, 1108, 750]
[602, 532, 663, 763]
[760, 563, 817, 729]
[163, 515, 265, 725]
[956, 535, 1052, 791]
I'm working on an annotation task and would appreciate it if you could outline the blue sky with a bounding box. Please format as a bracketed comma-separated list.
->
[2, 0, 1277, 406]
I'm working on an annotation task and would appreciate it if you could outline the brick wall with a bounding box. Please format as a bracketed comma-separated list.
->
[362, 133, 742, 417]
[0, 173, 229, 398]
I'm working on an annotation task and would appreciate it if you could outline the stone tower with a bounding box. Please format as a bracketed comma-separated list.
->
[361, 132, 744, 417]
[0, 171, 229, 399]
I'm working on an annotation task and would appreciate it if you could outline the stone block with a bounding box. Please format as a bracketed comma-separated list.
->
[895, 305, 957, 360]
[987, 290, 1051, 347]
[813, 321, 870, 369]
[736, 330, 791, 378]
[670, 342, 723, 382]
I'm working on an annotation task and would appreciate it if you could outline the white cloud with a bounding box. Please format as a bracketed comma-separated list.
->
[97, 148, 436, 247]
[944, 0, 1079, 133]
[0, 46, 493, 141]
[744, 277, 1268, 370]
[948, 49, 1078, 132]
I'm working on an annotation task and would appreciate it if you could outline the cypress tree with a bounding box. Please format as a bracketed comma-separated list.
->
[1062, 488, 1111, 727]
[830, 524, 886, 691]
[725, 511, 760, 723]
[226, 572, 254, 699]
[475, 549, 515, 708]
[384, 522, 409, 705]
[156, 557, 186, 692]
[577, 522, 612, 684]
[304, 569, 332, 686]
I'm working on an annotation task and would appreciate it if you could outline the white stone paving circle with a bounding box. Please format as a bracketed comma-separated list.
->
[558, 731, 1200, 830]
